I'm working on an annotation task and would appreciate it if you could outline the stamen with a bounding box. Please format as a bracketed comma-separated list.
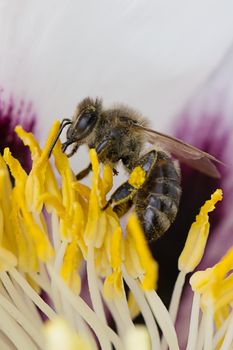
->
[86, 245, 107, 324]
[219, 314, 233, 350]
[196, 316, 205, 350]
[0, 293, 45, 348]
[161, 271, 186, 349]
[178, 189, 223, 274]
[0, 272, 42, 327]
[9, 268, 57, 320]
[167, 270, 186, 323]
[47, 265, 124, 350]
[186, 292, 201, 350]
[213, 312, 232, 348]
[0, 121, 229, 349]
[203, 303, 214, 350]
[0, 304, 38, 350]
[123, 268, 161, 349]
[145, 290, 180, 350]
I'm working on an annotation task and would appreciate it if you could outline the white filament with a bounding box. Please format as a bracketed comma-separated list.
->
[123, 268, 161, 350]
[86, 245, 107, 324]
[161, 270, 186, 350]
[47, 264, 124, 350]
[145, 290, 180, 350]
[203, 304, 213, 350]
[186, 292, 201, 350]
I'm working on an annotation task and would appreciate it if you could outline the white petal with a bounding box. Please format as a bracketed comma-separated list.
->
[0, 0, 233, 138]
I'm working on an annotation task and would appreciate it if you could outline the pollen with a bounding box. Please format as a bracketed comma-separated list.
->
[128, 165, 146, 188]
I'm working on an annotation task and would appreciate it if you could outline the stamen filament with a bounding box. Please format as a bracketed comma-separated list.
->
[12, 278, 44, 327]
[100, 291, 126, 338]
[161, 270, 186, 349]
[219, 315, 233, 350]
[9, 268, 57, 320]
[47, 264, 124, 350]
[213, 313, 232, 348]
[50, 240, 68, 315]
[123, 268, 161, 350]
[204, 304, 214, 350]
[0, 305, 38, 350]
[145, 290, 180, 350]
[51, 211, 61, 252]
[28, 271, 52, 295]
[75, 314, 98, 350]
[99, 274, 132, 341]
[54, 240, 67, 270]
[86, 245, 107, 324]
[113, 288, 135, 332]
[168, 271, 186, 323]
[60, 293, 76, 326]
[0, 293, 45, 348]
[186, 292, 201, 350]
[196, 316, 205, 350]
[0, 337, 12, 350]
[0, 272, 42, 327]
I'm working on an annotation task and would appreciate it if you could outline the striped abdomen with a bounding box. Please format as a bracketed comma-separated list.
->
[135, 151, 181, 241]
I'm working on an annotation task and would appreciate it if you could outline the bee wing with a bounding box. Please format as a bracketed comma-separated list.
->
[133, 125, 225, 178]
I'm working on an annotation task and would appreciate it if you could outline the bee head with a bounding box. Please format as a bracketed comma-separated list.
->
[48, 97, 102, 158]
[61, 97, 102, 154]
[66, 97, 101, 141]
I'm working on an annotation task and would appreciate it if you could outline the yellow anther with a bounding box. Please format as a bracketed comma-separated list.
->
[60, 241, 82, 294]
[103, 271, 123, 299]
[126, 213, 158, 290]
[3, 148, 27, 186]
[39, 120, 61, 165]
[110, 226, 123, 271]
[15, 125, 41, 160]
[103, 164, 113, 195]
[190, 247, 233, 310]
[179, 189, 223, 273]
[0, 247, 17, 271]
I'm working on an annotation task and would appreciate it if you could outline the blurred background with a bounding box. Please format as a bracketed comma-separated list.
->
[0, 1, 233, 347]
[0, 1, 233, 136]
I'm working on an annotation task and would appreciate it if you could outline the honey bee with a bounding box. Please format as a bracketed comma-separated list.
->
[48, 97, 223, 241]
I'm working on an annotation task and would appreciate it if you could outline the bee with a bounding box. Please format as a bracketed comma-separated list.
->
[48, 97, 223, 241]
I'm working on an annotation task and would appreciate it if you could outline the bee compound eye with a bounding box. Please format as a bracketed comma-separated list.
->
[74, 112, 97, 139]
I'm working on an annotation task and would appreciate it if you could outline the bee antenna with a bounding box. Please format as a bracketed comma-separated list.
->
[48, 119, 72, 158]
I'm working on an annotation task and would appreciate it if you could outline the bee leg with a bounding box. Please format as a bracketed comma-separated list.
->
[66, 143, 79, 158]
[102, 150, 158, 212]
[113, 200, 133, 218]
[76, 164, 92, 180]
[102, 182, 137, 211]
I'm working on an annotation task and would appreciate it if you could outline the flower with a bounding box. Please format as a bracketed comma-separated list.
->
[1, 4, 233, 349]
[0, 121, 231, 349]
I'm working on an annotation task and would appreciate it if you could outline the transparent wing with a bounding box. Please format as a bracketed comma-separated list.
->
[134, 125, 225, 178]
